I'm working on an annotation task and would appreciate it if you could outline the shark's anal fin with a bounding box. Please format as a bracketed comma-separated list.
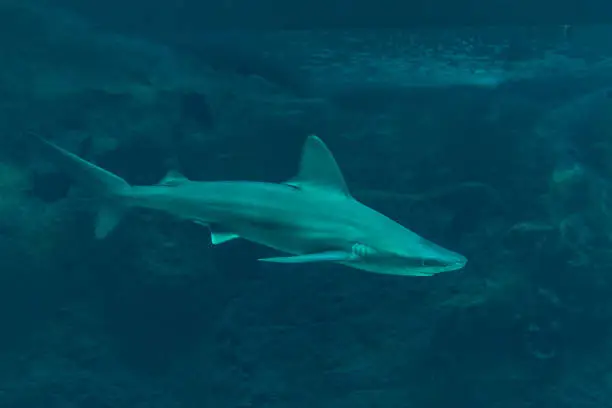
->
[258, 251, 356, 264]
[95, 204, 125, 239]
[285, 135, 351, 197]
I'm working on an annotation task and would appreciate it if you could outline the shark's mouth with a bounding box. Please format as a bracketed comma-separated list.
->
[403, 256, 466, 274]
[405, 257, 448, 267]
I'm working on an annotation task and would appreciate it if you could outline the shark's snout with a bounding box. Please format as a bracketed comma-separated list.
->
[444, 251, 468, 271]
[414, 239, 467, 274]
[439, 244, 467, 265]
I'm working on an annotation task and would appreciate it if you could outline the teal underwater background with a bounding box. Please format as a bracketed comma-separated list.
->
[3, 1, 612, 407]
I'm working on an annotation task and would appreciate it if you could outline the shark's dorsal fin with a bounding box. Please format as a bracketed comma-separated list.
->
[285, 135, 351, 196]
[157, 170, 188, 187]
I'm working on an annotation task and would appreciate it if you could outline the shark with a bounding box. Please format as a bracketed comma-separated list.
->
[33, 134, 467, 277]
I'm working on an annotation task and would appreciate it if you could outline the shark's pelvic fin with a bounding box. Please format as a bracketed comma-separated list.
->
[259, 250, 356, 264]
[157, 170, 189, 187]
[285, 135, 351, 197]
[206, 224, 240, 245]
[210, 231, 240, 245]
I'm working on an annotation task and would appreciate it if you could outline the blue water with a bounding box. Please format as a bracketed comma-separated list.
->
[2, 1, 612, 407]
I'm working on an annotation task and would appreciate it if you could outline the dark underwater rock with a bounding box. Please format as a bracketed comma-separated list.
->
[178, 91, 215, 129]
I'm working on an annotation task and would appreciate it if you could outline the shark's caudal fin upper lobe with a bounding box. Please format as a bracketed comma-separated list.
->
[33, 135, 131, 238]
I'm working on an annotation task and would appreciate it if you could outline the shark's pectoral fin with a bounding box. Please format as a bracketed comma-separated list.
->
[259, 251, 356, 264]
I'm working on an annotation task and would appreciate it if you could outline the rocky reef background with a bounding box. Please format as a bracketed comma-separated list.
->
[3, 1, 612, 407]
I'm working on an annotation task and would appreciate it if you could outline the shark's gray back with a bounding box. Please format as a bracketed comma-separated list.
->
[129, 179, 413, 254]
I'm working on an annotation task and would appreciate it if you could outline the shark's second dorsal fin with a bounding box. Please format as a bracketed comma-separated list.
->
[157, 170, 188, 187]
[286, 135, 350, 196]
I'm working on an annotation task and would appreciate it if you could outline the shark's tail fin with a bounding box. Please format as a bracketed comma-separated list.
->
[33, 134, 131, 238]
